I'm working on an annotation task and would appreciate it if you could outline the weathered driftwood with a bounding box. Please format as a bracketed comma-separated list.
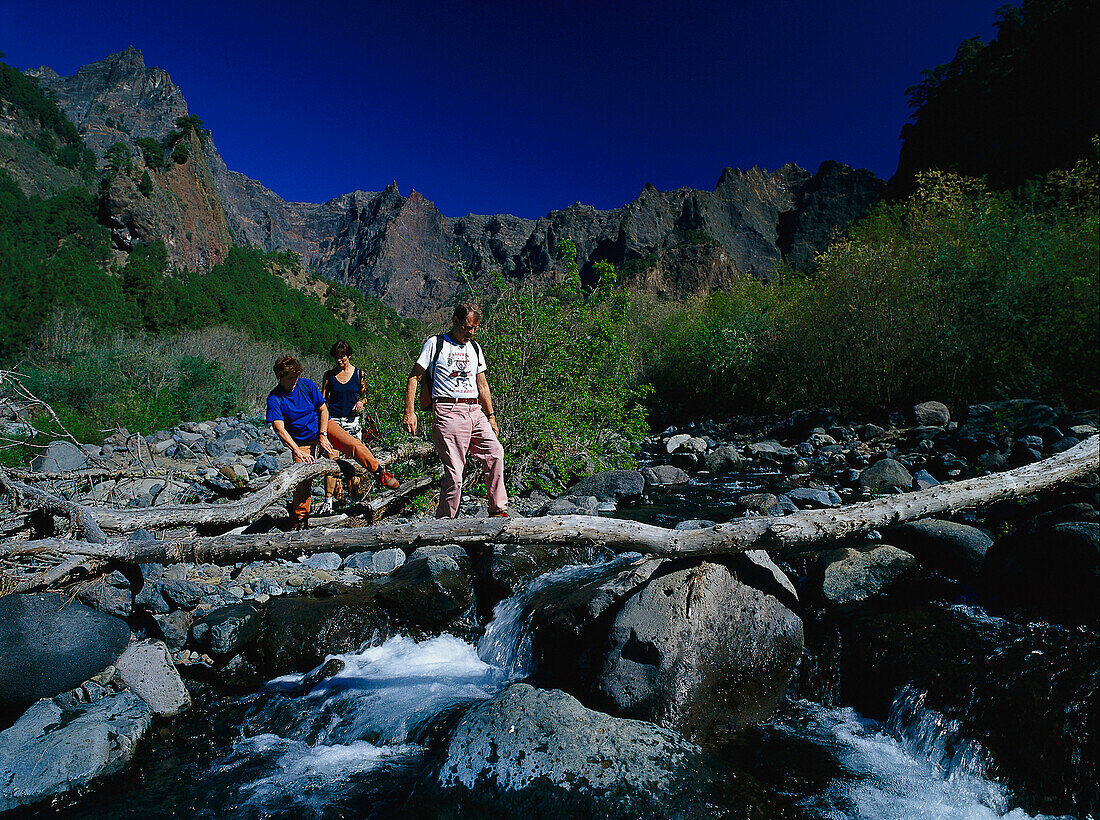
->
[6, 436, 1096, 567]
[2, 441, 434, 535]
[1, 473, 107, 543]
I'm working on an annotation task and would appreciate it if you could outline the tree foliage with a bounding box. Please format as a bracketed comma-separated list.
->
[893, 0, 1100, 194]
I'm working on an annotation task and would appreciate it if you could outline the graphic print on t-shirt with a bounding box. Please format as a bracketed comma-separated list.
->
[447, 349, 473, 390]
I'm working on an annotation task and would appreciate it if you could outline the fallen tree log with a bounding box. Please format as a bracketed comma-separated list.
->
[1, 441, 435, 535]
[6, 436, 1095, 567]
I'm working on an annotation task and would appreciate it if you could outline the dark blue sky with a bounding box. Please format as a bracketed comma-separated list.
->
[2, 0, 1003, 218]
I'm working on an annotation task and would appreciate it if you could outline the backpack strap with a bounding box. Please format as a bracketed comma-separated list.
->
[427, 334, 444, 397]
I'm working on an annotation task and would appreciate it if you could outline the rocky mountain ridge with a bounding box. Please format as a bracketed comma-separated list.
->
[24, 49, 884, 318]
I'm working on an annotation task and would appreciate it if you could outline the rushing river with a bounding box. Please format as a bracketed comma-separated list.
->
[34, 475, 1093, 819]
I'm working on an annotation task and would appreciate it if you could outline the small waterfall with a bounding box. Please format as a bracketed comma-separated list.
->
[884, 684, 996, 786]
[476, 553, 643, 675]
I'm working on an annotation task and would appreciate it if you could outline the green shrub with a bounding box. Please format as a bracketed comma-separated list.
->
[473, 240, 650, 488]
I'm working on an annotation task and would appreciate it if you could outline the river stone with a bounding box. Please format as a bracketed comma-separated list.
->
[29, 440, 87, 473]
[0, 594, 130, 714]
[436, 683, 764, 819]
[76, 571, 133, 618]
[374, 554, 473, 631]
[113, 639, 190, 716]
[787, 487, 842, 508]
[342, 551, 376, 570]
[740, 493, 778, 514]
[0, 692, 152, 812]
[912, 401, 950, 427]
[746, 440, 794, 463]
[885, 519, 992, 583]
[664, 433, 692, 453]
[539, 495, 599, 516]
[372, 548, 406, 573]
[858, 458, 913, 494]
[819, 545, 918, 606]
[192, 602, 264, 657]
[640, 464, 689, 489]
[598, 553, 803, 739]
[699, 444, 744, 475]
[155, 610, 192, 653]
[980, 521, 1099, 626]
[565, 470, 645, 502]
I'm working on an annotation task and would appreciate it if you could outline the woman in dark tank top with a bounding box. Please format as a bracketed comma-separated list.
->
[318, 339, 395, 511]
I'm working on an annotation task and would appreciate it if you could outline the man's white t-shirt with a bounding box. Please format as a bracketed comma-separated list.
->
[416, 334, 486, 400]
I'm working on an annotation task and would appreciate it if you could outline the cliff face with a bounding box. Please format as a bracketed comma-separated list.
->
[28, 49, 885, 318]
[29, 48, 230, 270]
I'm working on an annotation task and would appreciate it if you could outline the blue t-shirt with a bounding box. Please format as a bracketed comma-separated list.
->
[266, 377, 325, 444]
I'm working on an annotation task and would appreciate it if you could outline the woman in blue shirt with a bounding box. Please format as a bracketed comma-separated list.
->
[267, 354, 397, 528]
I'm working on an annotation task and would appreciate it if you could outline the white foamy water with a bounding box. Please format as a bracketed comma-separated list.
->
[788, 697, 1079, 820]
[223, 560, 632, 813]
[476, 554, 643, 674]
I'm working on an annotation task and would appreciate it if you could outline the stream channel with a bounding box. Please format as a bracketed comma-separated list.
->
[27, 470, 1096, 819]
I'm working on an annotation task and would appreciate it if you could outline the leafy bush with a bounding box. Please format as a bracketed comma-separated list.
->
[472, 240, 650, 488]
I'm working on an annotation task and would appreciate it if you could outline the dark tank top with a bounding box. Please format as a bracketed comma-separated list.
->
[324, 368, 360, 419]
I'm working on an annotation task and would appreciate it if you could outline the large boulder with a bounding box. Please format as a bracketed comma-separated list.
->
[0, 594, 130, 716]
[817, 545, 918, 606]
[640, 464, 690, 489]
[434, 683, 767, 819]
[375, 553, 474, 632]
[885, 519, 992, 583]
[565, 470, 645, 502]
[596, 553, 802, 738]
[980, 521, 1099, 626]
[0, 692, 152, 812]
[699, 444, 744, 475]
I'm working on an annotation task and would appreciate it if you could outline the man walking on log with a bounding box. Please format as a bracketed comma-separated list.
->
[403, 302, 509, 518]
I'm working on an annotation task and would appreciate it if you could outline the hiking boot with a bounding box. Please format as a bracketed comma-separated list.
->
[374, 467, 400, 490]
[490, 510, 510, 518]
[318, 497, 334, 515]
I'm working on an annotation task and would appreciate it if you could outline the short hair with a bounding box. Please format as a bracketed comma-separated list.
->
[454, 301, 482, 323]
[273, 355, 303, 379]
[329, 339, 354, 359]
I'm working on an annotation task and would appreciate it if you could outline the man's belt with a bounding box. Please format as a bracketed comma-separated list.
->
[433, 396, 478, 404]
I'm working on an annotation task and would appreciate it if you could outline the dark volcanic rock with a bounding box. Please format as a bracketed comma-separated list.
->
[433, 683, 768, 820]
[597, 553, 803, 739]
[565, 470, 645, 502]
[0, 594, 130, 716]
[981, 521, 1099, 626]
[885, 519, 992, 583]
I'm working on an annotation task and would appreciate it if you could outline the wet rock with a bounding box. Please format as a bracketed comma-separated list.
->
[113, 639, 190, 717]
[885, 519, 991, 583]
[342, 551, 376, 570]
[0, 692, 152, 812]
[159, 579, 205, 610]
[597, 553, 803, 739]
[640, 464, 690, 489]
[699, 444, 744, 475]
[818, 545, 918, 606]
[674, 519, 716, 530]
[746, 440, 794, 463]
[981, 522, 1099, 626]
[435, 683, 766, 819]
[0, 594, 130, 716]
[192, 602, 264, 658]
[375, 554, 473, 632]
[858, 458, 913, 494]
[470, 542, 600, 619]
[912, 469, 940, 489]
[739, 492, 778, 514]
[251, 590, 389, 677]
